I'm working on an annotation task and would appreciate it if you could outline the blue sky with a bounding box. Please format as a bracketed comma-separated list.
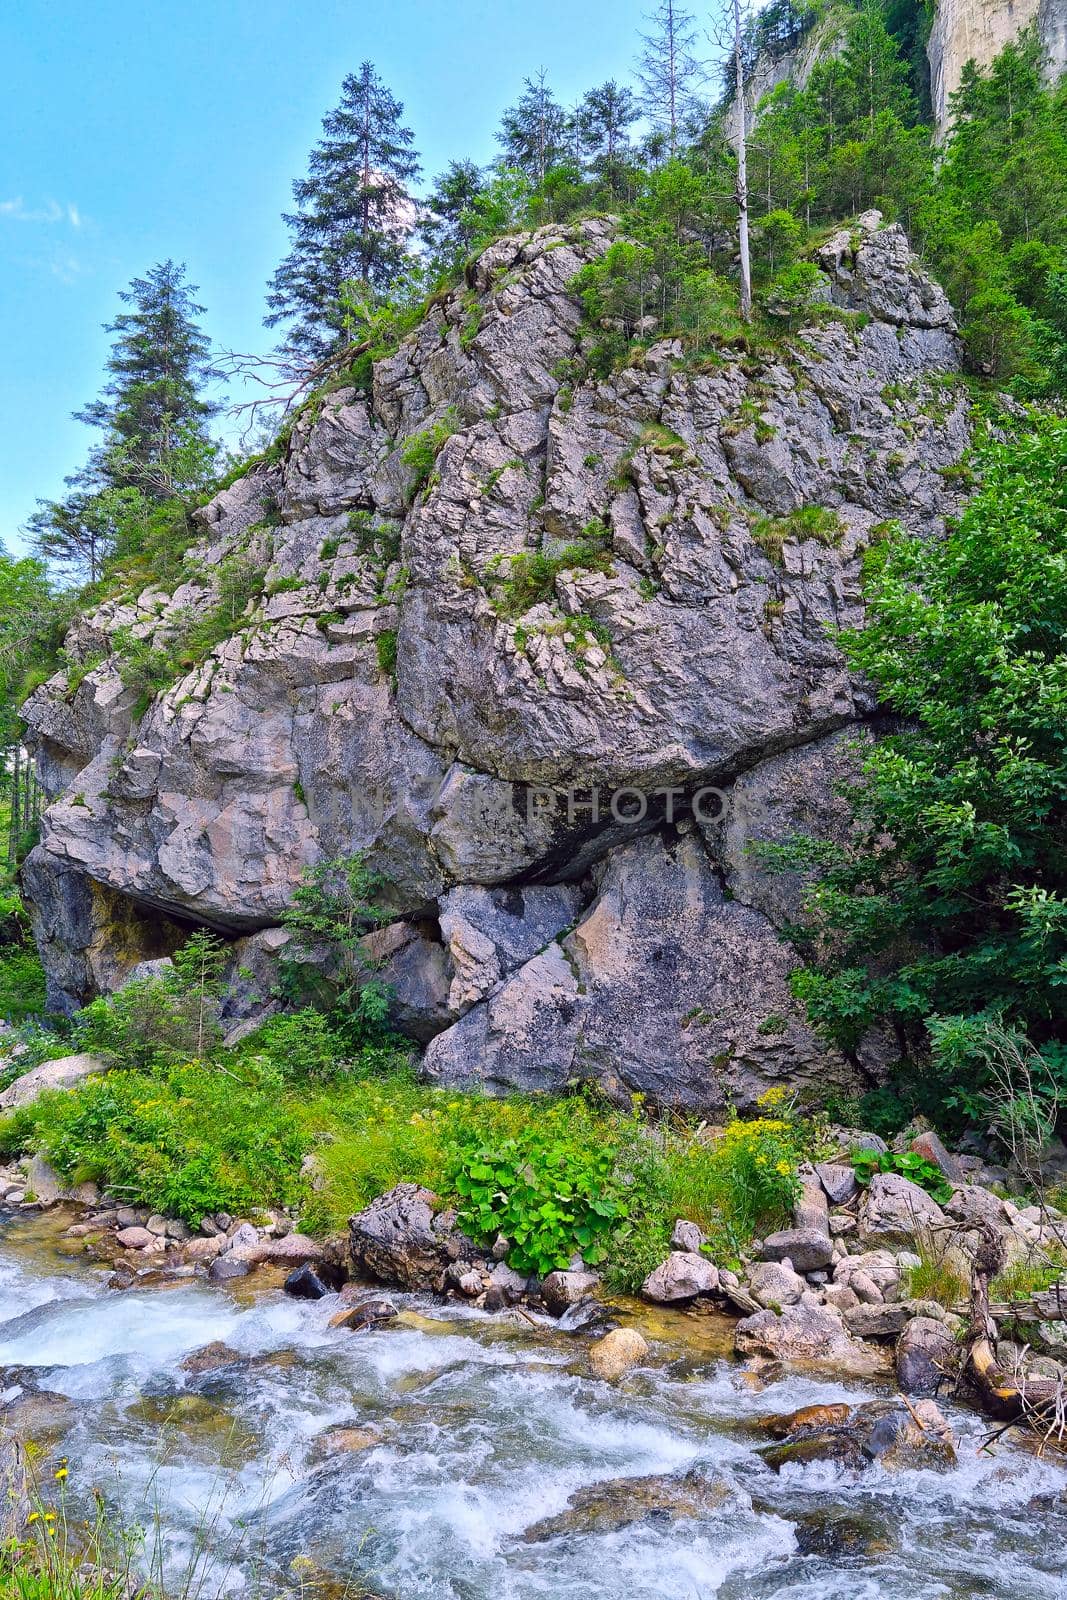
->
[0, 0, 674, 554]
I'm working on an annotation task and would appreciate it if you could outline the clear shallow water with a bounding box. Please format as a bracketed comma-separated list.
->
[1, 1215, 1066, 1600]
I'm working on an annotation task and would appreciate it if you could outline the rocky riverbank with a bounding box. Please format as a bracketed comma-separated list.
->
[3, 1100, 1065, 1442]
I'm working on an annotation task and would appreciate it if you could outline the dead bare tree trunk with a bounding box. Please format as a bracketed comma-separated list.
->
[732, 0, 752, 322]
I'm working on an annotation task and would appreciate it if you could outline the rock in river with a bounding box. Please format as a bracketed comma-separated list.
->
[735, 1303, 888, 1379]
[641, 1251, 719, 1303]
[349, 1183, 477, 1293]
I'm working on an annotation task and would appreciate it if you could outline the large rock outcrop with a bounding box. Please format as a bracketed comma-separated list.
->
[22, 212, 968, 1110]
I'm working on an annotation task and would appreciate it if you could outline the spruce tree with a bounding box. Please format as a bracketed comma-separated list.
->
[266, 62, 421, 358]
[496, 71, 567, 186]
[577, 81, 640, 197]
[421, 159, 484, 268]
[28, 261, 218, 581]
[75, 260, 219, 501]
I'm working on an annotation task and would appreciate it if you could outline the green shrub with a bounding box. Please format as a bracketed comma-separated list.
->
[450, 1128, 630, 1276]
[400, 407, 459, 499]
[0, 1062, 307, 1224]
[572, 240, 658, 341]
[73, 930, 225, 1069]
[850, 1146, 954, 1204]
[375, 629, 398, 678]
[0, 889, 47, 1025]
[237, 1008, 349, 1082]
[490, 534, 614, 618]
[603, 1089, 812, 1290]
[777, 414, 1067, 1129]
[0, 946, 47, 1026]
[762, 262, 830, 324]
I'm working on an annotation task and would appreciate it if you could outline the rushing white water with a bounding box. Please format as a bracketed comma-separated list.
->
[1, 1217, 1065, 1600]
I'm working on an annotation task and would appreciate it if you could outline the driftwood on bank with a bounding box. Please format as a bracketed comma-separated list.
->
[962, 1223, 1066, 1437]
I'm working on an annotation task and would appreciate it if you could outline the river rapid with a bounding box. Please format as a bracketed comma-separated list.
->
[0, 1210, 1065, 1600]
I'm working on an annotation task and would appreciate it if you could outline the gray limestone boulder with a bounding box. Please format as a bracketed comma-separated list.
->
[734, 1303, 888, 1379]
[815, 1161, 859, 1206]
[424, 827, 857, 1111]
[0, 1053, 108, 1110]
[859, 1173, 946, 1248]
[896, 1315, 958, 1395]
[348, 1183, 477, 1293]
[18, 214, 972, 1112]
[761, 1227, 834, 1273]
[541, 1269, 601, 1314]
[747, 1259, 806, 1308]
[641, 1251, 719, 1303]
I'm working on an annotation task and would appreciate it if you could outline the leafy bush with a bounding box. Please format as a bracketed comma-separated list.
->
[375, 629, 398, 678]
[603, 1087, 812, 1290]
[0, 1062, 307, 1224]
[450, 1128, 630, 1275]
[277, 854, 399, 1048]
[762, 262, 829, 324]
[237, 1008, 350, 1082]
[850, 1147, 954, 1204]
[572, 240, 658, 340]
[695, 1102, 805, 1237]
[775, 414, 1067, 1130]
[489, 534, 613, 618]
[0, 888, 47, 1024]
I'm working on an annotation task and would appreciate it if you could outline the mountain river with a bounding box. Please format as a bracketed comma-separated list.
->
[0, 1210, 1065, 1600]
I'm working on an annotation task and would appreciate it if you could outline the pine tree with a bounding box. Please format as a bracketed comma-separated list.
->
[75, 260, 219, 500]
[496, 71, 567, 186]
[266, 62, 421, 358]
[637, 1, 704, 158]
[577, 81, 640, 197]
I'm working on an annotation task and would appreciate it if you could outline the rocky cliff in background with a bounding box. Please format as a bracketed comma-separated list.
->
[21, 212, 969, 1110]
[728, 0, 1067, 143]
[928, 0, 1067, 133]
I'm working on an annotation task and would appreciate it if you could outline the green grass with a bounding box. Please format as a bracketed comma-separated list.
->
[751, 505, 844, 563]
[990, 1249, 1067, 1303]
[488, 534, 614, 619]
[904, 1250, 969, 1307]
[375, 629, 398, 679]
[0, 1027, 821, 1286]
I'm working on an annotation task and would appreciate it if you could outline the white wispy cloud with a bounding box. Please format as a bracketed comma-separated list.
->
[0, 197, 84, 227]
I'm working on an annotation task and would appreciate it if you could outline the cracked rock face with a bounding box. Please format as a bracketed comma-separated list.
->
[22, 213, 967, 1109]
